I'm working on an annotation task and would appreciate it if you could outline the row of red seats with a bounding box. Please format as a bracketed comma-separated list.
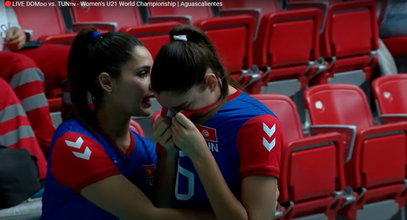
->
[143, 0, 381, 96]
[14, 0, 381, 97]
[135, 0, 380, 96]
[253, 73, 407, 219]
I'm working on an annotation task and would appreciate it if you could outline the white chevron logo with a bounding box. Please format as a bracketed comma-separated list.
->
[263, 123, 275, 137]
[65, 137, 92, 160]
[263, 123, 276, 152]
[263, 137, 276, 152]
[72, 147, 92, 160]
[65, 137, 83, 149]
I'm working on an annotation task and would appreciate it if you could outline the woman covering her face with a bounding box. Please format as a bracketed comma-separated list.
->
[152, 25, 282, 220]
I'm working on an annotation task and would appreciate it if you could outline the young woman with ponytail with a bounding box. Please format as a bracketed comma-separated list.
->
[152, 25, 282, 220]
[41, 27, 214, 220]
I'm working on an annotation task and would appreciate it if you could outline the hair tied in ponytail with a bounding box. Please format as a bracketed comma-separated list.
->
[173, 34, 187, 41]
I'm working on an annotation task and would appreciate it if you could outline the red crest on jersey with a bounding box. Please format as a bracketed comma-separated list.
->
[196, 125, 218, 142]
[143, 164, 155, 178]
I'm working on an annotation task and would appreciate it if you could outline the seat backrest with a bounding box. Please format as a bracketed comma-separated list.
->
[145, 0, 215, 24]
[372, 74, 407, 114]
[282, 139, 344, 204]
[347, 0, 387, 25]
[304, 84, 374, 130]
[251, 94, 304, 144]
[13, 0, 69, 40]
[69, 0, 144, 30]
[321, 1, 378, 58]
[119, 22, 182, 59]
[221, 0, 281, 15]
[195, 15, 255, 73]
[286, 1, 330, 35]
[253, 8, 322, 68]
[219, 0, 281, 42]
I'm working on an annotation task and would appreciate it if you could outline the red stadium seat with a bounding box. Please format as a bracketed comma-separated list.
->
[252, 94, 349, 220]
[69, 0, 145, 31]
[304, 84, 407, 219]
[286, 0, 330, 33]
[372, 74, 407, 124]
[47, 97, 62, 113]
[119, 22, 182, 59]
[219, 0, 282, 39]
[286, 1, 379, 86]
[220, 0, 281, 15]
[145, 0, 217, 24]
[68, 0, 183, 59]
[347, 0, 387, 25]
[195, 15, 260, 91]
[218, 0, 322, 97]
[12, 0, 76, 43]
[314, 1, 379, 86]
[372, 73, 407, 215]
[253, 8, 322, 96]
[382, 36, 407, 58]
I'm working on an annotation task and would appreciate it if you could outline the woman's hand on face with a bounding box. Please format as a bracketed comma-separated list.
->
[153, 116, 176, 152]
[170, 113, 209, 159]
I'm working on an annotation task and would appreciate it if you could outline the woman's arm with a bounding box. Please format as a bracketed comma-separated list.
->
[191, 148, 279, 220]
[241, 176, 278, 220]
[191, 149, 249, 220]
[154, 146, 179, 207]
[81, 174, 214, 220]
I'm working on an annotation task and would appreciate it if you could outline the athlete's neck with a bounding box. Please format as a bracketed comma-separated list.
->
[189, 85, 237, 124]
[96, 107, 131, 152]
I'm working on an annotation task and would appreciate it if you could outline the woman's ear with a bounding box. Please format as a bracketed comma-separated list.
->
[205, 73, 219, 92]
[98, 72, 113, 94]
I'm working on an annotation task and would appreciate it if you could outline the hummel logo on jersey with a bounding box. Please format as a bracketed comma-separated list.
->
[65, 137, 92, 160]
[262, 123, 276, 152]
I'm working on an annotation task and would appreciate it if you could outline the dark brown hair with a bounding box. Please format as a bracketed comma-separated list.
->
[151, 25, 239, 100]
[67, 27, 144, 126]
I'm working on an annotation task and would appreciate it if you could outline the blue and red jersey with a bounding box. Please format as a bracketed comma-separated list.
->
[174, 90, 282, 209]
[41, 119, 156, 220]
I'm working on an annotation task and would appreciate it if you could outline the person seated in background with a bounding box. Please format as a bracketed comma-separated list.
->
[378, 0, 407, 73]
[152, 25, 282, 220]
[1, 3, 70, 153]
[0, 77, 47, 180]
[379, 0, 407, 38]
